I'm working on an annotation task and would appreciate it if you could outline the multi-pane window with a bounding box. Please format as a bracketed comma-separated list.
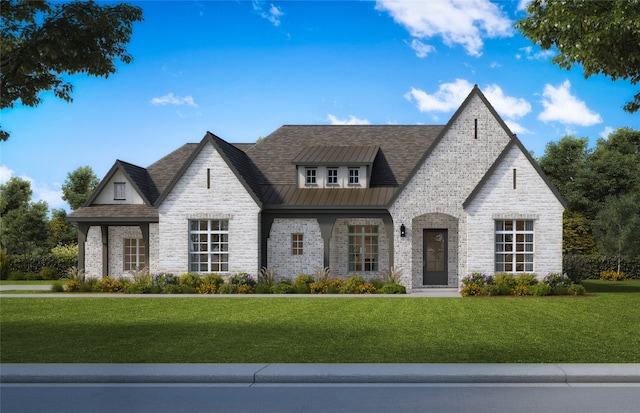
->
[114, 182, 126, 200]
[327, 168, 338, 185]
[348, 168, 359, 185]
[124, 238, 145, 271]
[292, 233, 303, 255]
[348, 225, 378, 271]
[495, 220, 534, 273]
[306, 168, 317, 185]
[189, 220, 229, 273]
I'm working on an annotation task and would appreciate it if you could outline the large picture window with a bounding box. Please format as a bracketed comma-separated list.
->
[348, 225, 378, 271]
[495, 220, 534, 273]
[189, 220, 229, 273]
[124, 238, 145, 271]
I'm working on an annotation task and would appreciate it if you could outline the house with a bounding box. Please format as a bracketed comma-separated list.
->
[68, 86, 566, 291]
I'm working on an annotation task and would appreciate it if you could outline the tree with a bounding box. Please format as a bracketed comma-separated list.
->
[62, 165, 99, 210]
[516, 0, 640, 113]
[562, 210, 597, 255]
[0, 201, 50, 255]
[0, 176, 31, 215]
[592, 194, 640, 274]
[0, 0, 143, 140]
[48, 208, 77, 248]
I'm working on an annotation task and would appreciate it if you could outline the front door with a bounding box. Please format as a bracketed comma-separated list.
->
[423, 229, 448, 285]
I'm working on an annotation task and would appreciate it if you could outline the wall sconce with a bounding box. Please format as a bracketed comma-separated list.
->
[400, 224, 406, 237]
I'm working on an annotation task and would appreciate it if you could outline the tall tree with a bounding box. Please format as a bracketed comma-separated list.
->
[516, 0, 640, 113]
[0, 0, 143, 140]
[48, 208, 77, 248]
[0, 176, 32, 215]
[62, 165, 99, 210]
[0, 201, 50, 255]
[592, 194, 640, 274]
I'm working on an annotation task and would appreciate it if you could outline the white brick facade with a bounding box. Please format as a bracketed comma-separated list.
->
[157, 142, 261, 276]
[267, 218, 324, 278]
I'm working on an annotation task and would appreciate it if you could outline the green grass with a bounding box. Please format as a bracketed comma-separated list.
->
[0, 280, 61, 285]
[2, 288, 639, 363]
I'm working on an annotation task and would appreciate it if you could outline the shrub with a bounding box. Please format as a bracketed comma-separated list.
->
[460, 283, 482, 297]
[600, 270, 628, 281]
[356, 283, 377, 294]
[196, 283, 218, 294]
[237, 284, 254, 294]
[229, 272, 256, 287]
[150, 273, 179, 292]
[218, 283, 237, 294]
[326, 278, 344, 294]
[64, 280, 80, 292]
[309, 281, 328, 294]
[515, 273, 538, 287]
[370, 278, 385, 290]
[494, 273, 516, 295]
[340, 275, 365, 294]
[529, 284, 551, 296]
[460, 272, 493, 296]
[382, 266, 403, 284]
[0, 250, 9, 280]
[254, 283, 272, 294]
[378, 283, 406, 294]
[479, 284, 499, 296]
[124, 283, 151, 294]
[511, 284, 529, 296]
[313, 267, 332, 283]
[131, 267, 150, 284]
[567, 284, 586, 296]
[8, 271, 24, 280]
[259, 267, 277, 287]
[271, 280, 295, 294]
[202, 273, 224, 288]
[39, 266, 59, 280]
[180, 273, 203, 289]
[25, 272, 43, 280]
[65, 266, 85, 283]
[94, 276, 125, 293]
[51, 282, 64, 293]
[294, 274, 314, 294]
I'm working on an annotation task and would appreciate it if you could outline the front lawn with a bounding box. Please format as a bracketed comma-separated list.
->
[2, 289, 639, 363]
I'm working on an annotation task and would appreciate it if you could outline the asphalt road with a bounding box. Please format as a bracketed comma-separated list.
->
[2, 383, 640, 413]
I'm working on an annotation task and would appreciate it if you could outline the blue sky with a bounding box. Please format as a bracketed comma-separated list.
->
[2, 0, 640, 211]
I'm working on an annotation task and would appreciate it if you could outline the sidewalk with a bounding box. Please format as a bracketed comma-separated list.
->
[2, 364, 639, 384]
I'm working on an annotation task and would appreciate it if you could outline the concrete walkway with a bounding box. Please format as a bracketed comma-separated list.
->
[2, 364, 639, 384]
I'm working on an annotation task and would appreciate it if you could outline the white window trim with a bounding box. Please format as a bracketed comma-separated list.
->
[114, 182, 126, 200]
[189, 219, 229, 273]
[305, 168, 317, 185]
[348, 168, 360, 185]
[495, 220, 534, 273]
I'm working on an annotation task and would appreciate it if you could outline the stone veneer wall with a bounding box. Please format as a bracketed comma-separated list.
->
[267, 218, 324, 278]
[330, 218, 389, 280]
[157, 142, 261, 276]
[390, 95, 513, 289]
[465, 145, 564, 276]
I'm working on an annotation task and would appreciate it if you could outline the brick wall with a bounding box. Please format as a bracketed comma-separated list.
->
[267, 218, 324, 278]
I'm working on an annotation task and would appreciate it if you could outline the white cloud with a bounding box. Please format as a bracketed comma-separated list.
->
[406, 39, 435, 58]
[253, 1, 283, 27]
[484, 84, 531, 119]
[327, 114, 371, 125]
[0, 165, 14, 184]
[539, 80, 602, 126]
[150, 93, 197, 107]
[404, 79, 474, 112]
[375, 0, 513, 57]
[516, 46, 555, 61]
[600, 126, 614, 139]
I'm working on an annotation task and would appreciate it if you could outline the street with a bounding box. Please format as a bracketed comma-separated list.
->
[2, 383, 639, 413]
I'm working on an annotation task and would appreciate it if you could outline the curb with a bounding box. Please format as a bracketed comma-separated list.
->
[2, 364, 639, 384]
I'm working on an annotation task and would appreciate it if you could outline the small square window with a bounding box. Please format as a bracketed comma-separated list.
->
[114, 182, 126, 200]
[327, 168, 338, 185]
[292, 233, 303, 255]
[305, 168, 316, 185]
[349, 168, 359, 185]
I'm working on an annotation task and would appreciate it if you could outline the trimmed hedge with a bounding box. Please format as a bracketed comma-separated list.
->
[564, 255, 640, 282]
[8, 253, 77, 279]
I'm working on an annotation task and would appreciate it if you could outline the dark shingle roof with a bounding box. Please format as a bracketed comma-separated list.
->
[292, 145, 379, 166]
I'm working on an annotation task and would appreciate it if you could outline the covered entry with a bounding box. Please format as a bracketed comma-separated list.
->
[423, 229, 448, 285]
[412, 213, 458, 288]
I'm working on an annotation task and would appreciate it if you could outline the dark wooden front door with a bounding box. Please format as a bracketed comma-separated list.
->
[423, 229, 448, 285]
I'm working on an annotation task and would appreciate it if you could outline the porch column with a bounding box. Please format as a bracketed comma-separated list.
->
[383, 215, 394, 268]
[317, 216, 335, 269]
[77, 223, 89, 272]
[101, 225, 109, 277]
[140, 223, 150, 270]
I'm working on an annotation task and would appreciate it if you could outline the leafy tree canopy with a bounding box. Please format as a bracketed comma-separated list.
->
[0, 176, 32, 215]
[516, 0, 640, 113]
[62, 165, 99, 210]
[0, 0, 143, 140]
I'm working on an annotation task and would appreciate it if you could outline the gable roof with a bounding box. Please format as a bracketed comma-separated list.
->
[462, 136, 567, 209]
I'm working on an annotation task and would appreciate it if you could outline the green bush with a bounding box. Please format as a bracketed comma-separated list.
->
[494, 273, 515, 295]
[528, 284, 551, 296]
[218, 283, 238, 294]
[600, 270, 628, 281]
[370, 278, 385, 290]
[25, 272, 42, 280]
[202, 273, 224, 287]
[0, 250, 9, 280]
[340, 275, 365, 294]
[564, 254, 640, 281]
[357, 283, 377, 294]
[294, 274, 314, 294]
[515, 273, 538, 287]
[94, 276, 124, 293]
[271, 280, 295, 294]
[229, 272, 257, 287]
[39, 266, 60, 280]
[378, 283, 406, 294]
[179, 273, 203, 289]
[51, 282, 64, 293]
[326, 278, 345, 294]
[567, 284, 586, 296]
[254, 283, 272, 294]
[9, 252, 76, 277]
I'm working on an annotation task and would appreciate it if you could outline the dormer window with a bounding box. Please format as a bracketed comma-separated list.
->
[348, 168, 360, 185]
[114, 182, 126, 200]
[305, 168, 317, 185]
[327, 168, 338, 185]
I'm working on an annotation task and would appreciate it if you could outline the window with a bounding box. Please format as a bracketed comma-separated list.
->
[348, 225, 378, 271]
[495, 220, 534, 273]
[189, 220, 229, 272]
[305, 168, 317, 185]
[124, 238, 145, 271]
[292, 233, 303, 255]
[327, 168, 338, 185]
[114, 182, 126, 200]
[348, 168, 359, 185]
